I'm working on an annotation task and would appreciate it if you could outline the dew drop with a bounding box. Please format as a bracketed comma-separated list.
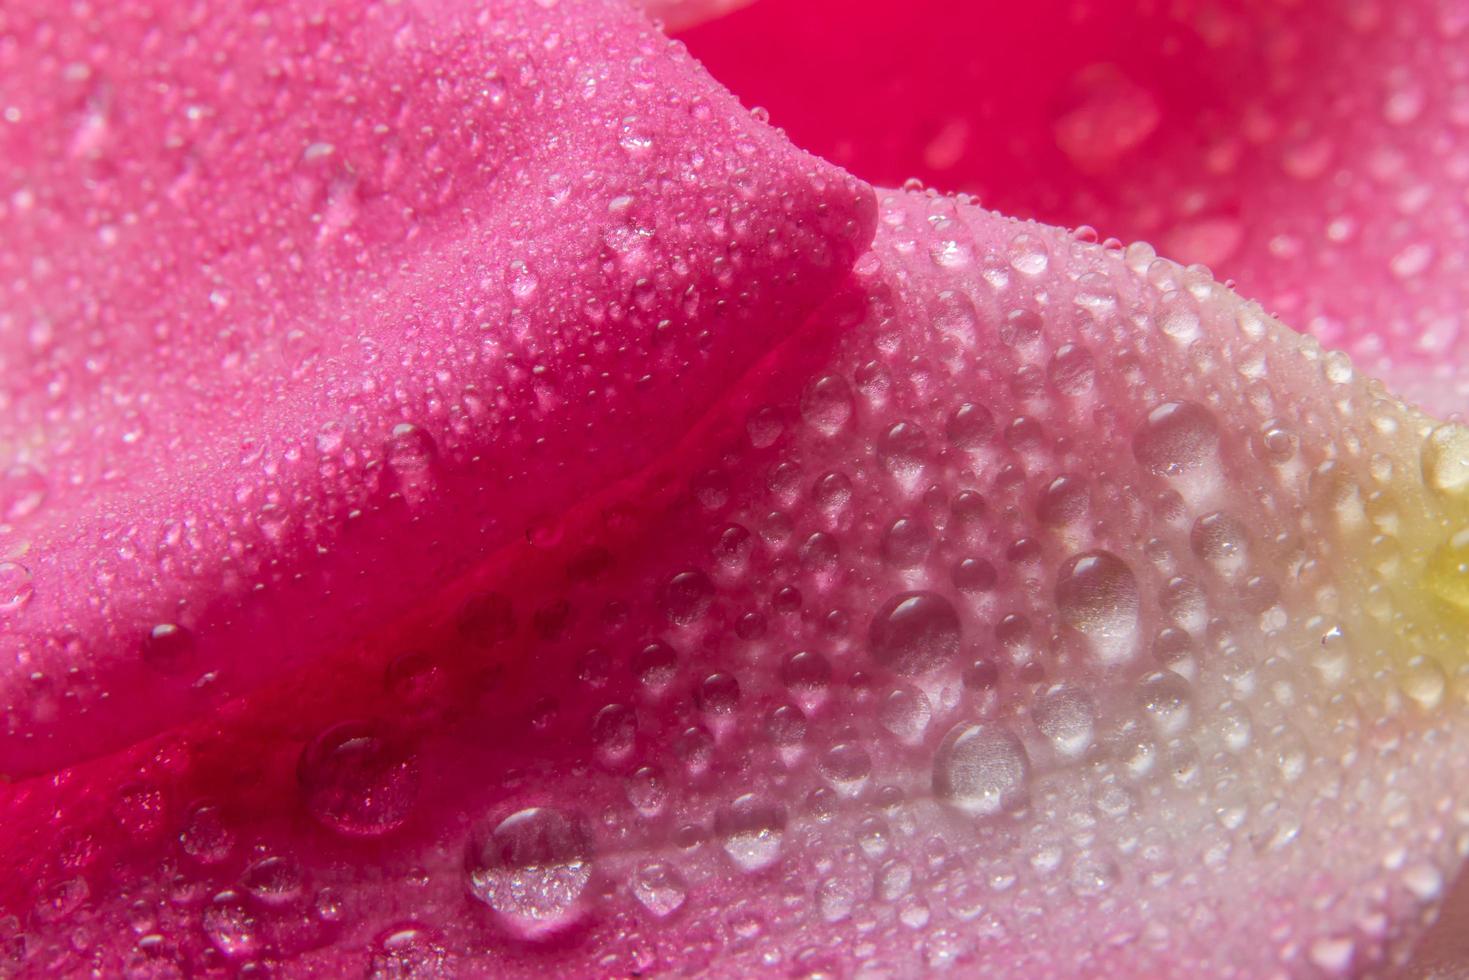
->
[800, 375, 855, 436]
[1033, 684, 1096, 758]
[1422, 423, 1469, 497]
[0, 562, 34, 614]
[1055, 551, 1140, 665]
[869, 591, 962, 675]
[0, 464, 47, 521]
[465, 807, 593, 934]
[715, 795, 787, 873]
[298, 721, 420, 837]
[932, 722, 1030, 816]
[1133, 401, 1220, 478]
[630, 861, 687, 918]
[140, 623, 195, 674]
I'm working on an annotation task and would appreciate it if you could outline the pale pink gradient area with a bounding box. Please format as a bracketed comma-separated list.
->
[1, 0, 1467, 977]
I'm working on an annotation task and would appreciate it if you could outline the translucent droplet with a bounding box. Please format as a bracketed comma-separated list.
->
[630, 861, 687, 918]
[298, 721, 420, 837]
[0, 562, 34, 614]
[661, 570, 713, 626]
[715, 795, 787, 873]
[800, 375, 855, 436]
[879, 686, 932, 745]
[1425, 528, 1469, 612]
[1133, 401, 1220, 478]
[240, 855, 303, 906]
[0, 464, 47, 521]
[465, 807, 593, 933]
[818, 743, 873, 796]
[1422, 423, 1469, 497]
[946, 402, 995, 449]
[202, 893, 259, 959]
[591, 703, 637, 765]
[1007, 231, 1050, 275]
[881, 516, 933, 569]
[634, 641, 678, 692]
[1190, 511, 1249, 580]
[878, 421, 929, 493]
[933, 722, 1030, 816]
[869, 591, 962, 675]
[385, 422, 436, 472]
[1055, 551, 1140, 665]
[140, 622, 195, 674]
[1137, 671, 1192, 736]
[781, 650, 831, 707]
[1033, 684, 1096, 758]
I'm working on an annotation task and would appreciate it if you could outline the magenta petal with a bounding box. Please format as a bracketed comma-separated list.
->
[9, 187, 1469, 977]
[0, 0, 873, 775]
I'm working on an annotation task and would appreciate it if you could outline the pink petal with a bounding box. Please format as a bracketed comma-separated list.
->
[680, 0, 1469, 414]
[9, 184, 1469, 977]
[0, 0, 873, 775]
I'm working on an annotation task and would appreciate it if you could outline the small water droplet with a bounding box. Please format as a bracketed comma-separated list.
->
[0, 562, 34, 614]
[1033, 684, 1096, 758]
[1133, 402, 1220, 478]
[630, 861, 687, 918]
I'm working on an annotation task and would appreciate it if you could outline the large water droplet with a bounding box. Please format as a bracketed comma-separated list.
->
[1055, 551, 1140, 664]
[869, 591, 962, 676]
[465, 807, 593, 934]
[715, 795, 787, 873]
[1033, 684, 1096, 758]
[298, 721, 420, 837]
[0, 464, 47, 521]
[1422, 423, 1469, 497]
[933, 722, 1030, 816]
[1133, 401, 1220, 478]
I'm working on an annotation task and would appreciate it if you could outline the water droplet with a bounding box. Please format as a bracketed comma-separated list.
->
[180, 803, 235, 865]
[1190, 511, 1249, 579]
[1133, 401, 1220, 478]
[1055, 551, 1140, 665]
[630, 861, 687, 918]
[591, 703, 637, 766]
[661, 570, 713, 626]
[800, 375, 855, 436]
[140, 622, 195, 673]
[385, 423, 436, 472]
[0, 464, 47, 521]
[1007, 231, 1050, 276]
[881, 517, 932, 568]
[202, 893, 260, 959]
[818, 743, 873, 796]
[1033, 684, 1096, 758]
[634, 641, 678, 693]
[782, 650, 831, 707]
[298, 721, 420, 837]
[465, 807, 593, 933]
[946, 402, 995, 449]
[1137, 671, 1192, 736]
[240, 855, 303, 906]
[869, 591, 962, 675]
[0, 562, 34, 614]
[933, 722, 1030, 816]
[715, 795, 787, 873]
[878, 421, 929, 493]
[879, 686, 932, 744]
[1422, 423, 1469, 497]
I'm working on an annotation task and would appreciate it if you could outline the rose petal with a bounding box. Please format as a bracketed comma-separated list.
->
[9, 186, 1468, 977]
[680, 0, 1469, 413]
[0, 0, 873, 776]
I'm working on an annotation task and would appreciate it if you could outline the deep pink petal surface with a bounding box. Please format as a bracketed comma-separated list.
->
[0, 0, 873, 775]
[681, 0, 1469, 413]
